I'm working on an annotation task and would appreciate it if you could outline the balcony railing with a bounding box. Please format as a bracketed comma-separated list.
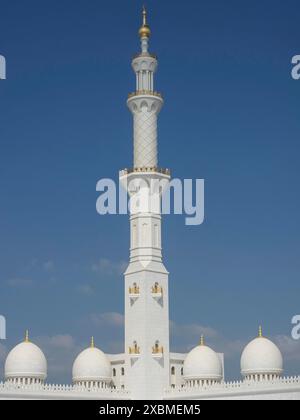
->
[132, 52, 157, 60]
[129, 345, 140, 355]
[129, 286, 140, 295]
[128, 90, 162, 99]
[120, 167, 171, 176]
[152, 345, 164, 356]
[152, 285, 163, 295]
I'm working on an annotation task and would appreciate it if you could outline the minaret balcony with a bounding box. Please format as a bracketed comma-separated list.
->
[132, 52, 157, 60]
[120, 167, 171, 176]
[128, 90, 162, 99]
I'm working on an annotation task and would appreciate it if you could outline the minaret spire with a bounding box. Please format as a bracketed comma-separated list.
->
[142, 5, 147, 26]
[139, 6, 151, 53]
[139, 6, 151, 39]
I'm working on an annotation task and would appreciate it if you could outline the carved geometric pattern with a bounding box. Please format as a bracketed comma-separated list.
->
[134, 109, 158, 168]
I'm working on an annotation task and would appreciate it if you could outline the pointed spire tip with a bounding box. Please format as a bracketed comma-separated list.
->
[139, 5, 151, 38]
[143, 5, 147, 25]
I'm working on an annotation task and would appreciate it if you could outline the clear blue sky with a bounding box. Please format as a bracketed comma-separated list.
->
[0, 0, 299, 383]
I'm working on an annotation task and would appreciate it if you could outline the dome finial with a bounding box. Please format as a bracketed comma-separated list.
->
[199, 335, 205, 346]
[139, 5, 151, 39]
[25, 330, 29, 343]
[258, 325, 263, 338]
[91, 336, 95, 348]
[142, 5, 147, 26]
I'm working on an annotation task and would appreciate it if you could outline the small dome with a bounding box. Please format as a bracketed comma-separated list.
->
[72, 340, 112, 383]
[5, 334, 47, 381]
[183, 338, 222, 381]
[241, 328, 283, 377]
[139, 25, 151, 39]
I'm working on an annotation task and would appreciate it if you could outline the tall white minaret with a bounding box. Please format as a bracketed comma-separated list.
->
[120, 7, 171, 399]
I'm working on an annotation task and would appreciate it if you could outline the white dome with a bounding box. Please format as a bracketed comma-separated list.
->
[72, 346, 112, 383]
[5, 340, 47, 381]
[241, 336, 283, 377]
[183, 342, 222, 381]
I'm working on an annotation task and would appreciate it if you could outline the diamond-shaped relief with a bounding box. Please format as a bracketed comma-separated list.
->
[133, 109, 158, 167]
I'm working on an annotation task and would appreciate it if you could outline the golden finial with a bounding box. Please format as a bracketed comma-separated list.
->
[91, 336, 95, 348]
[139, 6, 151, 38]
[199, 335, 205, 346]
[258, 326, 263, 338]
[25, 330, 29, 343]
[142, 5, 147, 26]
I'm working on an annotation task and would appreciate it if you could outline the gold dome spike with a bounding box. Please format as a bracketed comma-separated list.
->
[258, 326, 263, 338]
[199, 335, 205, 346]
[143, 5, 147, 26]
[139, 6, 151, 39]
[91, 336, 95, 348]
[25, 330, 30, 343]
